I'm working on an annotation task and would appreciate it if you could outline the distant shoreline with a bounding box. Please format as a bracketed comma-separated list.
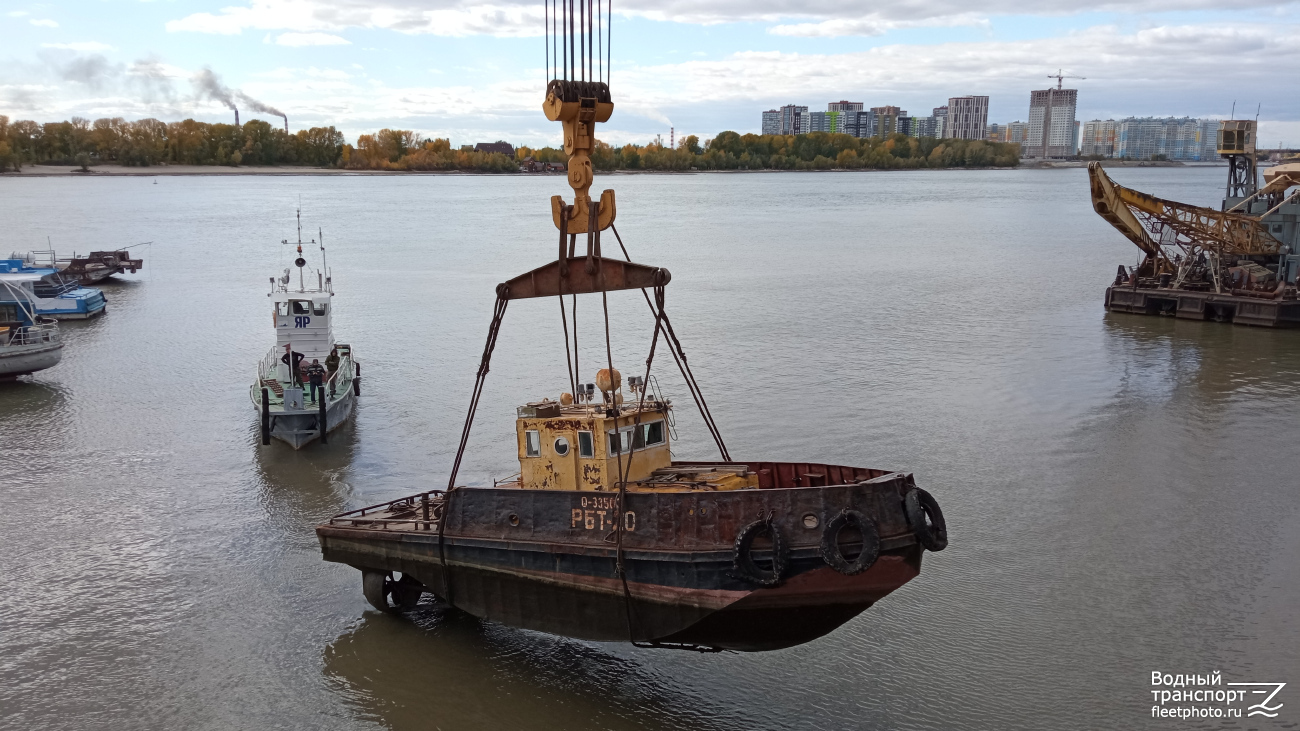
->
[0, 159, 1215, 178]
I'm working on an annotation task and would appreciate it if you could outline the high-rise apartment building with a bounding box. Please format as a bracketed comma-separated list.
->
[1104, 117, 1218, 160]
[827, 100, 864, 113]
[843, 111, 876, 138]
[871, 106, 905, 136]
[1027, 88, 1078, 158]
[944, 96, 989, 140]
[1006, 121, 1029, 146]
[779, 105, 810, 135]
[761, 110, 781, 136]
[810, 110, 851, 133]
[932, 106, 948, 139]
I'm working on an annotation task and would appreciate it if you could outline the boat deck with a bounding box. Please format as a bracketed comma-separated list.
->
[324, 461, 902, 535]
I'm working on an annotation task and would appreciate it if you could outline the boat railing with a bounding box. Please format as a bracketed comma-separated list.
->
[256, 347, 283, 382]
[2, 319, 61, 347]
[327, 490, 446, 531]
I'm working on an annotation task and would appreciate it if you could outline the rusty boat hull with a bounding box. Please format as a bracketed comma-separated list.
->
[317, 462, 928, 652]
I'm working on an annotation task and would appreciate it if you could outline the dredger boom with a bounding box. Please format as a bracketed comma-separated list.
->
[1087, 162, 1286, 276]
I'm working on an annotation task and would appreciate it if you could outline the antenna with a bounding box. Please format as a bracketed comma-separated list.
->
[319, 227, 329, 292]
[1231, 101, 1236, 119]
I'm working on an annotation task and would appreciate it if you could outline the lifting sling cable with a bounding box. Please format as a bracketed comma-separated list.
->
[447, 293, 509, 491]
[613, 283, 665, 645]
[609, 224, 731, 461]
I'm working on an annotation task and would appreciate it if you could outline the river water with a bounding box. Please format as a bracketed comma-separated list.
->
[1, 167, 1296, 730]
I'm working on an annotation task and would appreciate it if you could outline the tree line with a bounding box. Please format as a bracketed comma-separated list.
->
[0, 115, 344, 171]
[1, 115, 1022, 173]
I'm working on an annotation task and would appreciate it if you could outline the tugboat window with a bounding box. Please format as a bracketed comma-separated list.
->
[291, 300, 311, 315]
[313, 302, 327, 316]
[277, 302, 290, 316]
[608, 431, 632, 454]
[644, 421, 665, 446]
[554, 437, 570, 456]
[525, 430, 541, 457]
[578, 431, 594, 458]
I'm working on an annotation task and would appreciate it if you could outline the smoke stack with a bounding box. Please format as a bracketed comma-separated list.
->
[234, 108, 240, 126]
[670, 126, 674, 150]
[284, 116, 289, 134]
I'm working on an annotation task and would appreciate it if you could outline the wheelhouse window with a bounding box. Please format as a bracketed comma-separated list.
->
[607, 430, 631, 454]
[608, 421, 666, 454]
[313, 302, 328, 316]
[644, 420, 665, 446]
[291, 300, 311, 315]
[525, 430, 541, 457]
[277, 301, 290, 316]
[578, 431, 594, 458]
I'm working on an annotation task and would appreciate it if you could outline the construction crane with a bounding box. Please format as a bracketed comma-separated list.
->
[1088, 162, 1296, 289]
[1048, 69, 1085, 90]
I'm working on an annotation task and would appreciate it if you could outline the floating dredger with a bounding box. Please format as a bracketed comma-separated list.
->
[1093, 119, 1300, 327]
[315, 2, 948, 651]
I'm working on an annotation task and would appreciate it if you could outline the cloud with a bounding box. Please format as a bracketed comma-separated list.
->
[617, 0, 1291, 24]
[275, 32, 351, 45]
[769, 14, 990, 37]
[7, 10, 30, 17]
[41, 42, 116, 52]
[29, 18, 58, 27]
[166, 1, 541, 37]
[610, 24, 1300, 111]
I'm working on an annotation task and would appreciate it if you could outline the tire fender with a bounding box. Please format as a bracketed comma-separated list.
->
[732, 519, 789, 586]
[819, 509, 880, 575]
[903, 488, 948, 552]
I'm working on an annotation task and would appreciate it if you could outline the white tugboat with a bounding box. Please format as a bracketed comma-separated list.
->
[249, 216, 359, 448]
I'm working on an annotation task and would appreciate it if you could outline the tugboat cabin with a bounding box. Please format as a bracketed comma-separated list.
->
[273, 290, 334, 361]
[509, 372, 757, 492]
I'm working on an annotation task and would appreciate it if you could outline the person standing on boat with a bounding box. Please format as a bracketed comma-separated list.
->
[325, 347, 340, 377]
[281, 344, 305, 387]
[304, 359, 326, 404]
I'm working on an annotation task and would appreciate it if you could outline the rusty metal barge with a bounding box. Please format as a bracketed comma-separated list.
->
[1092, 120, 1300, 327]
[314, 2, 948, 652]
[9, 248, 143, 286]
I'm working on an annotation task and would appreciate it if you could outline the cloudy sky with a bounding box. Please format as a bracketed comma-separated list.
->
[3, 0, 1300, 147]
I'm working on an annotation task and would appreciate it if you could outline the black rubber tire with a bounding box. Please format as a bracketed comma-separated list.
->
[904, 488, 948, 552]
[819, 509, 880, 575]
[732, 520, 788, 586]
[362, 570, 391, 611]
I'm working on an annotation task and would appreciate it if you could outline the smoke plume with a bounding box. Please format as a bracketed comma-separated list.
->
[236, 91, 287, 127]
[192, 67, 236, 111]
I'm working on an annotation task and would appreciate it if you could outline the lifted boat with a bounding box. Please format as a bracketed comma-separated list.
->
[249, 217, 359, 449]
[314, 6, 948, 652]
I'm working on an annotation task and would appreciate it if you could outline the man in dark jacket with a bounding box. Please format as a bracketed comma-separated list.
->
[281, 345, 305, 387]
[324, 347, 340, 376]
[304, 359, 326, 404]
